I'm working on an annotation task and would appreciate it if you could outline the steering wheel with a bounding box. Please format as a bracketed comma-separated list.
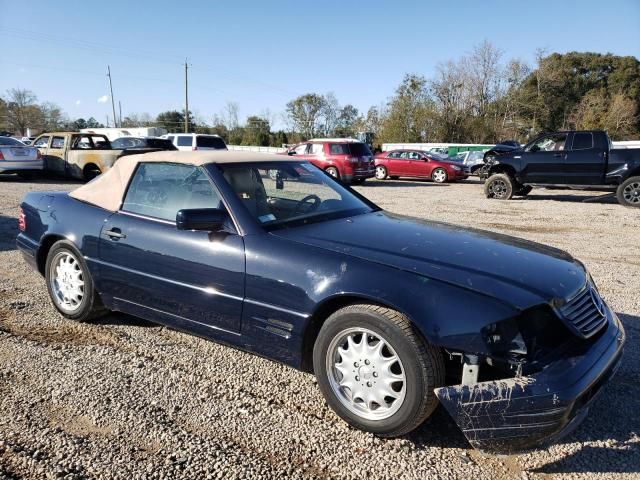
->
[293, 194, 321, 215]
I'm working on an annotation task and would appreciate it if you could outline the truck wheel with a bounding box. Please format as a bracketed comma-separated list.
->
[83, 164, 102, 182]
[617, 176, 640, 207]
[485, 173, 514, 200]
[515, 185, 533, 197]
[45, 240, 107, 322]
[313, 304, 444, 437]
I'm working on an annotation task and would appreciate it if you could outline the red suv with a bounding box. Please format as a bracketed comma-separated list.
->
[285, 139, 375, 184]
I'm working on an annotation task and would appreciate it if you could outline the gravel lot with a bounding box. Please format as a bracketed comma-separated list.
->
[0, 175, 638, 480]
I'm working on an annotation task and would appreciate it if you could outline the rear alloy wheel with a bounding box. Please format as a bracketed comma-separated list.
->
[313, 304, 444, 437]
[375, 165, 388, 180]
[485, 173, 514, 200]
[325, 166, 340, 179]
[617, 176, 640, 207]
[45, 240, 107, 322]
[431, 168, 448, 184]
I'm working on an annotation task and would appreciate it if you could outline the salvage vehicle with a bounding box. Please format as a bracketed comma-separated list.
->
[284, 139, 375, 184]
[32, 132, 123, 181]
[480, 130, 640, 207]
[17, 151, 624, 454]
[451, 150, 487, 175]
[0, 136, 43, 179]
[111, 136, 178, 158]
[374, 149, 468, 182]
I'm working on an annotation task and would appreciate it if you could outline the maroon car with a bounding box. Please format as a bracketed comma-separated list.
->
[285, 139, 375, 184]
[374, 150, 468, 183]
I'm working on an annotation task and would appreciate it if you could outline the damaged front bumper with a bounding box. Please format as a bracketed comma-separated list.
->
[435, 308, 625, 454]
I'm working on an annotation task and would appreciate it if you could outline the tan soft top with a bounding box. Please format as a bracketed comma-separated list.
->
[69, 150, 291, 212]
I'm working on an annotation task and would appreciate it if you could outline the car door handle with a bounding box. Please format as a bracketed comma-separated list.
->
[104, 228, 126, 239]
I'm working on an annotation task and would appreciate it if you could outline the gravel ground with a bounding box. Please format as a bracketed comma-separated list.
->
[0, 175, 638, 480]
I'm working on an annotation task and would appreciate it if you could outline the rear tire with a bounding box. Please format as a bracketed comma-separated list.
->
[83, 164, 102, 182]
[45, 240, 107, 322]
[485, 173, 514, 200]
[325, 166, 340, 179]
[313, 304, 444, 437]
[617, 176, 640, 207]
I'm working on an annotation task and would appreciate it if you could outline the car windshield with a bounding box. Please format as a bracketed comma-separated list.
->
[218, 162, 376, 229]
[0, 137, 25, 146]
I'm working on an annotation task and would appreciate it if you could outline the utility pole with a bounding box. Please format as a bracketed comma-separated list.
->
[118, 101, 123, 127]
[106, 115, 110, 128]
[184, 59, 189, 133]
[107, 65, 117, 128]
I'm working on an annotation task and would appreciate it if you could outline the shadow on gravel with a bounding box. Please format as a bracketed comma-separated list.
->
[0, 214, 18, 252]
[406, 406, 471, 450]
[523, 191, 618, 205]
[0, 173, 83, 186]
[93, 311, 156, 328]
[364, 180, 451, 188]
[531, 312, 640, 475]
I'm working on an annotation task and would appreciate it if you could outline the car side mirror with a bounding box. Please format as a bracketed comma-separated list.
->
[176, 208, 228, 232]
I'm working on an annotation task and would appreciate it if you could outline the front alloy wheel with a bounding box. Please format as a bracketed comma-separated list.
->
[431, 168, 448, 183]
[327, 327, 406, 420]
[484, 173, 514, 200]
[313, 304, 444, 437]
[375, 165, 388, 180]
[325, 166, 339, 179]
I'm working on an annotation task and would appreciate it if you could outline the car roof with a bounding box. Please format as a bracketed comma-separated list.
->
[306, 138, 361, 143]
[69, 151, 296, 212]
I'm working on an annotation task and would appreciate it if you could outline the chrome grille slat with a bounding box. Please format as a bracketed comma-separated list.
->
[558, 282, 607, 338]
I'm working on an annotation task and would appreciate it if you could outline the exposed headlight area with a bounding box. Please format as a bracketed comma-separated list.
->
[451, 165, 462, 171]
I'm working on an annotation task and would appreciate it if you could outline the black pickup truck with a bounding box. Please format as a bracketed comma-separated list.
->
[480, 130, 640, 207]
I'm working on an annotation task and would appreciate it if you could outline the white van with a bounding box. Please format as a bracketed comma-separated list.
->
[165, 134, 227, 151]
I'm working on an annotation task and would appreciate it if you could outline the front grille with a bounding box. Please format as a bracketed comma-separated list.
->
[558, 283, 608, 338]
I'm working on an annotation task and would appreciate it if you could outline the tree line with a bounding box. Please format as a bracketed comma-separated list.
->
[2, 44, 638, 146]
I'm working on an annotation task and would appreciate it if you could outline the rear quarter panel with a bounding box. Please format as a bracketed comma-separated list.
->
[66, 150, 122, 179]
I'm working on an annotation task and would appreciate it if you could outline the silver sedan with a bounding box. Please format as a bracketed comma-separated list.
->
[0, 136, 43, 178]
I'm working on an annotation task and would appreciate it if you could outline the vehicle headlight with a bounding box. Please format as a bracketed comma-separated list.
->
[481, 320, 527, 356]
[452, 165, 461, 171]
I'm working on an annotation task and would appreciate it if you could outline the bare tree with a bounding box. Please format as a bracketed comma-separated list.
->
[4, 88, 39, 135]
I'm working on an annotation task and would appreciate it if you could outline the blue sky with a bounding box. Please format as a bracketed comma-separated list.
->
[1, 0, 638, 129]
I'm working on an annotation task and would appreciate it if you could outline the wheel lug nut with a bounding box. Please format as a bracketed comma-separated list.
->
[373, 372, 378, 378]
[355, 376, 360, 381]
[364, 359, 370, 365]
[366, 381, 372, 387]
[354, 362, 359, 367]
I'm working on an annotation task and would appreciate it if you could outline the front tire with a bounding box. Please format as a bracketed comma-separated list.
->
[485, 173, 514, 200]
[45, 240, 107, 322]
[375, 165, 388, 180]
[617, 176, 640, 207]
[431, 168, 448, 184]
[313, 304, 444, 437]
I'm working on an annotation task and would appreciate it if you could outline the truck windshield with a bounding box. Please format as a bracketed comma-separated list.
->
[218, 161, 376, 229]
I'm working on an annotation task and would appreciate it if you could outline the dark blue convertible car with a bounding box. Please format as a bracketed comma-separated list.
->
[17, 151, 624, 453]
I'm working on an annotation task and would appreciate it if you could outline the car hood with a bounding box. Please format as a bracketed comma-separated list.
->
[272, 211, 586, 309]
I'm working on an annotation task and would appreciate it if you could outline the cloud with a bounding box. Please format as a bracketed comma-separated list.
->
[75, 100, 81, 106]
[97, 95, 108, 103]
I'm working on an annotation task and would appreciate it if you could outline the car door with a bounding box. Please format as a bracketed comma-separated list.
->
[97, 162, 245, 334]
[563, 132, 604, 185]
[306, 142, 325, 169]
[405, 151, 428, 177]
[46, 135, 68, 174]
[289, 143, 310, 160]
[520, 133, 567, 184]
[33, 135, 53, 170]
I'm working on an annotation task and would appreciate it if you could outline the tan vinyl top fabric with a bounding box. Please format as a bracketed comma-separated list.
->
[69, 150, 291, 212]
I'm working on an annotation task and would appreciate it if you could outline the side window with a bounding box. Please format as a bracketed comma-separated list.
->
[400, 152, 410, 159]
[73, 136, 93, 149]
[34, 136, 50, 148]
[176, 136, 193, 147]
[309, 143, 324, 155]
[329, 144, 349, 155]
[51, 136, 65, 149]
[293, 143, 309, 155]
[122, 163, 222, 222]
[167, 136, 175, 143]
[408, 151, 421, 160]
[387, 151, 400, 158]
[528, 134, 567, 152]
[571, 133, 594, 150]
[92, 136, 110, 149]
